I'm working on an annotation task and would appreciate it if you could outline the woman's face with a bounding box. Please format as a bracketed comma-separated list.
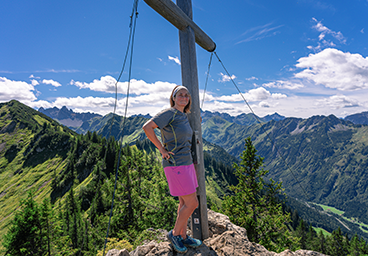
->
[173, 89, 190, 108]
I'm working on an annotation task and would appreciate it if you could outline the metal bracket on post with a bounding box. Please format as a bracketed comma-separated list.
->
[191, 195, 202, 240]
[191, 131, 200, 164]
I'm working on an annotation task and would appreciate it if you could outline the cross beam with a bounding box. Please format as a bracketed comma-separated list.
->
[144, 0, 215, 240]
[144, 0, 216, 52]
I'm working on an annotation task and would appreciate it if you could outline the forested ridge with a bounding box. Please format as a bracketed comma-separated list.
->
[2, 100, 368, 255]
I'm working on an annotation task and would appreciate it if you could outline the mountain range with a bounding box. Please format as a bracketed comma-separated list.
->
[39, 106, 368, 221]
[40, 105, 368, 131]
[38, 106, 101, 128]
[345, 111, 368, 125]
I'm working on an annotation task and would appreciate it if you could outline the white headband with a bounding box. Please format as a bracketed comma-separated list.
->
[173, 86, 189, 98]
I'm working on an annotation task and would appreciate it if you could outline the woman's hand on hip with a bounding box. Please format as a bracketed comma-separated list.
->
[159, 147, 174, 161]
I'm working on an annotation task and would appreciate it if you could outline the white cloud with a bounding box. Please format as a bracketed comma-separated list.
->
[71, 76, 178, 96]
[44, 69, 79, 73]
[259, 101, 270, 108]
[312, 18, 346, 43]
[271, 93, 287, 100]
[27, 100, 53, 109]
[236, 22, 284, 44]
[245, 87, 271, 101]
[219, 72, 236, 83]
[42, 79, 62, 87]
[31, 80, 39, 86]
[71, 76, 117, 92]
[29, 74, 40, 79]
[263, 80, 304, 90]
[0, 77, 37, 102]
[168, 56, 181, 65]
[245, 76, 258, 81]
[53, 96, 116, 109]
[308, 18, 346, 52]
[295, 48, 368, 91]
[316, 95, 360, 109]
[212, 87, 286, 103]
[28, 78, 180, 116]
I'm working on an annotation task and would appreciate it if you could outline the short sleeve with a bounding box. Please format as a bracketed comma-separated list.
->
[151, 108, 174, 129]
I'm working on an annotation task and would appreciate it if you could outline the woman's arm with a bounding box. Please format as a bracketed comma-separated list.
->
[142, 119, 173, 160]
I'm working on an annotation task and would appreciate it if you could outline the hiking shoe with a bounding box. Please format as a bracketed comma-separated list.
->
[182, 235, 202, 248]
[167, 230, 188, 254]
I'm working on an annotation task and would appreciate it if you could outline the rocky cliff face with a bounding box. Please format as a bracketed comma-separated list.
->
[106, 210, 327, 256]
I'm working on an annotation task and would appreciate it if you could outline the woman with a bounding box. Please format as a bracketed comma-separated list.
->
[142, 85, 202, 253]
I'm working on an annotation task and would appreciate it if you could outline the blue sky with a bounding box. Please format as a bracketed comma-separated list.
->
[1, 0, 368, 118]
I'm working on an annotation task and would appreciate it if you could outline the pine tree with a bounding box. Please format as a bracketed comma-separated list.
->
[329, 227, 348, 256]
[306, 225, 318, 251]
[317, 230, 327, 255]
[222, 137, 297, 252]
[296, 219, 307, 249]
[359, 236, 368, 255]
[3, 191, 45, 255]
[104, 137, 117, 174]
[349, 234, 361, 256]
[39, 199, 51, 256]
[291, 209, 300, 230]
[64, 186, 83, 253]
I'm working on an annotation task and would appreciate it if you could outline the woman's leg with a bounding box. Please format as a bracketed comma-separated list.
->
[177, 197, 187, 237]
[173, 192, 198, 239]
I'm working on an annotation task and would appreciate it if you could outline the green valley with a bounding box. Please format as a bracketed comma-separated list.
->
[201, 114, 368, 225]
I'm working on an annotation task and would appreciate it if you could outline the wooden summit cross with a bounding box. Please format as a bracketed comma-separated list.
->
[144, 0, 216, 240]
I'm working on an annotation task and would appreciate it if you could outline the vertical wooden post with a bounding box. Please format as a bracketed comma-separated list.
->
[177, 0, 209, 240]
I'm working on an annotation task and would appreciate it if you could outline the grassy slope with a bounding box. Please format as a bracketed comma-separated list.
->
[0, 101, 74, 252]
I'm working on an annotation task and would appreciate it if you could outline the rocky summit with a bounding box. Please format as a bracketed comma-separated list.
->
[106, 210, 327, 256]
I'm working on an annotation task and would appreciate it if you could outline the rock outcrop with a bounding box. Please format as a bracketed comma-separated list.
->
[107, 210, 328, 256]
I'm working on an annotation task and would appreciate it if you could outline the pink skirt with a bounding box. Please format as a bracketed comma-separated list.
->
[164, 164, 198, 197]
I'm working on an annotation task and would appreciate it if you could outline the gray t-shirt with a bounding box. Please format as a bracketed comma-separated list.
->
[152, 107, 193, 168]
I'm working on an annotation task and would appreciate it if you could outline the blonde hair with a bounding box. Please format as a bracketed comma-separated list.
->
[170, 85, 191, 113]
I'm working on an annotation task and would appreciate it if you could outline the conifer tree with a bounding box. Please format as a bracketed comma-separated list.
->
[349, 234, 361, 256]
[329, 227, 348, 256]
[296, 219, 307, 249]
[64, 186, 82, 252]
[359, 236, 368, 255]
[39, 199, 51, 256]
[291, 209, 300, 230]
[317, 230, 327, 255]
[104, 137, 117, 174]
[306, 225, 317, 250]
[222, 137, 296, 252]
[3, 191, 45, 255]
